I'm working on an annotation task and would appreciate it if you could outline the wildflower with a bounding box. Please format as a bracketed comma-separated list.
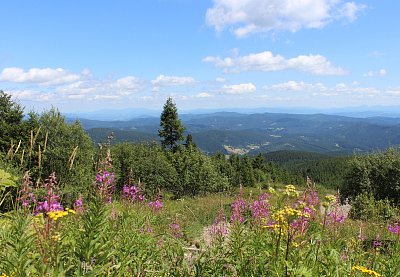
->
[47, 210, 69, 221]
[250, 193, 270, 224]
[230, 189, 246, 223]
[18, 172, 36, 210]
[283, 185, 299, 197]
[388, 223, 400, 235]
[325, 195, 337, 203]
[52, 232, 61, 241]
[169, 222, 183, 238]
[74, 197, 84, 213]
[352, 265, 381, 276]
[95, 155, 115, 203]
[148, 196, 163, 211]
[265, 206, 304, 235]
[268, 187, 276, 194]
[122, 184, 144, 203]
[140, 225, 154, 234]
[210, 209, 229, 238]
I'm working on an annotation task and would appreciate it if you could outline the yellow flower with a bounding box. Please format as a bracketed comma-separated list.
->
[352, 265, 381, 277]
[47, 210, 70, 221]
[52, 232, 61, 241]
[325, 195, 337, 203]
[283, 185, 299, 197]
[268, 187, 276, 194]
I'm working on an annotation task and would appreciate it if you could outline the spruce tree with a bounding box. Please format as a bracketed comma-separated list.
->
[158, 97, 185, 150]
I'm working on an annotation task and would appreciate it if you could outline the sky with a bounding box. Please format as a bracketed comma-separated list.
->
[0, 0, 399, 113]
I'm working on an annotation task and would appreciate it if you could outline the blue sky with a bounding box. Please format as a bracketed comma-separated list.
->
[0, 0, 399, 112]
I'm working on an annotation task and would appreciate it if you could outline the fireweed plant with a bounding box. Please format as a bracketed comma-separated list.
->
[1, 169, 400, 275]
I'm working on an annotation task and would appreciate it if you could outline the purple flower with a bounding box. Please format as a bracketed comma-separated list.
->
[250, 193, 270, 224]
[74, 197, 84, 213]
[169, 222, 183, 238]
[122, 184, 144, 203]
[210, 209, 229, 238]
[230, 190, 246, 224]
[388, 223, 400, 235]
[148, 196, 163, 211]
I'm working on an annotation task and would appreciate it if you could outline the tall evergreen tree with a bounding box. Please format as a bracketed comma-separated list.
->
[158, 97, 185, 150]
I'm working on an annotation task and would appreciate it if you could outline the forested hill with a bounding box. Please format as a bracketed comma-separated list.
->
[73, 112, 400, 155]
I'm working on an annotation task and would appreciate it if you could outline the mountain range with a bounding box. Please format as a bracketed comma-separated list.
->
[67, 111, 400, 155]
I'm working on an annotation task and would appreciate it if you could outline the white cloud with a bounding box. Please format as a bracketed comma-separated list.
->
[8, 89, 56, 102]
[264, 81, 327, 91]
[223, 83, 256, 94]
[363, 69, 387, 77]
[215, 77, 226, 83]
[0, 67, 81, 86]
[338, 2, 366, 22]
[196, 92, 213, 98]
[151, 74, 196, 92]
[203, 51, 347, 75]
[262, 81, 386, 98]
[151, 75, 196, 86]
[56, 76, 144, 99]
[206, 0, 366, 37]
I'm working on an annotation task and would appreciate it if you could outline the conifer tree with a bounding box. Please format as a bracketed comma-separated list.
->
[184, 134, 196, 148]
[158, 97, 185, 151]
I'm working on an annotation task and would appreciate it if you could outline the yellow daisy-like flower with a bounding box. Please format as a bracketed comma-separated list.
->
[352, 265, 381, 277]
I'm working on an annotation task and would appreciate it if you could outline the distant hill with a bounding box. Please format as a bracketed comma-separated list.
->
[73, 112, 400, 155]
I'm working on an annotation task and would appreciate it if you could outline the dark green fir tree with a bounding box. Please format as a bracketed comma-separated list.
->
[158, 97, 185, 151]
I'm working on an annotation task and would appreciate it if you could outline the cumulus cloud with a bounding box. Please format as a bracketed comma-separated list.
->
[0, 67, 81, 86]
[206, 0, 366, 37]
[363, 69, 387, 77]
[203, 51, 347, 75]
[56, 76, 144, 100]
[223, 83, 256, 94]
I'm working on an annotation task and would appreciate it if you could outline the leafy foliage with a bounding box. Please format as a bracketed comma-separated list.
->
[0, 91, 25, 153]
[343, 147, 400, 205]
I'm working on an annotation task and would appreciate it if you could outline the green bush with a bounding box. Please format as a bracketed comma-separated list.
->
[350, 192, 399, 222]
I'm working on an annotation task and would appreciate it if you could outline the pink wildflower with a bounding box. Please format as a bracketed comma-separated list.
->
[148, 196, 163, 211]
[230, 189, 246, 223]
[388, 223, 400, 235]
[169, 222, 183, 238]
[249, 193, 270, 224]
